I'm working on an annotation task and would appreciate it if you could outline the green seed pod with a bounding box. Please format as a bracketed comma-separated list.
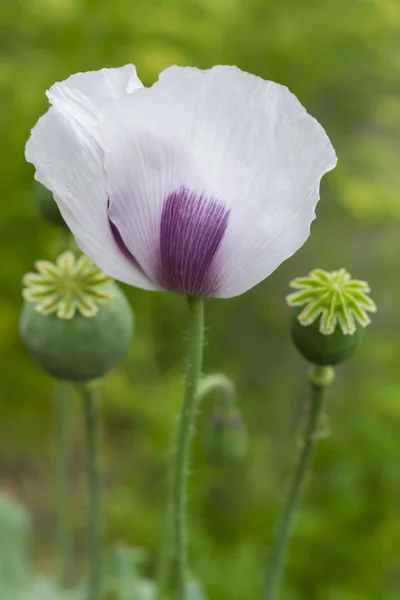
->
[34, 182, 68, 228]
[205, 407, 247, 466]
[287, 268, 376, 366]
[290, 307, 361, 365]
[20, 252, 133, 382]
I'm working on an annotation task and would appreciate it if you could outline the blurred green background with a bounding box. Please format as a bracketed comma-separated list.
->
[1, 0, 400, 598]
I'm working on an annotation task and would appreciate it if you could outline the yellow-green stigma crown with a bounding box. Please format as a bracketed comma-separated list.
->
[22, 251, 113, 320]
[287, 268, 377, 335]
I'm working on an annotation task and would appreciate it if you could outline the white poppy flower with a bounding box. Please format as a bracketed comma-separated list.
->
[25, 64, 337, 298]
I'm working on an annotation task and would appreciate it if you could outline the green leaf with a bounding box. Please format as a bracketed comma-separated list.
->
[103, 543, 156, 600]
[187, 578, 209, 600]
[0, 493, 31, 597]
[24, 578, 84, 600]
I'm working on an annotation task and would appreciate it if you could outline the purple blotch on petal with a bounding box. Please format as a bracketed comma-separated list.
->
[157, 187, 230, 296]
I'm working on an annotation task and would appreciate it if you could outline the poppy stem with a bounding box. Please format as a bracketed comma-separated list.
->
[157, 372, 235, 598]
[196, 373, 236, 410]
[163, 296, 204, 600]
[264, 366, 332, 600]
[56, 381, 72, 588]
[79, 384, 102, 600]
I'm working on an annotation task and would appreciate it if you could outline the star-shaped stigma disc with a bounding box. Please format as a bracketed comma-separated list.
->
[287, 268, 377, 335]
[22, 251, 113, 320]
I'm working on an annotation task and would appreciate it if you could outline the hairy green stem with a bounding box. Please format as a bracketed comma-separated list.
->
[156, 471, 173, 600]
[56, 381, 72, 588]
[196, 373, 236, 409]
[158, 296, 204, 600]
[264, 370, 330, 600]
[79, 385, 102, 600]
[156, 370, 234, 598]
[174, 295, 204, 599]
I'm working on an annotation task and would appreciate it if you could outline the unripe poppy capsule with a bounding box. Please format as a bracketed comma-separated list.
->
[290, 307, 362, 366]
[205, 407, 247, 466]
[20, 252, 134, 382]
[287, 268, 376, 366]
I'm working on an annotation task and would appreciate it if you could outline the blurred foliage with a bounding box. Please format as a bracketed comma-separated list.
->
[0, 493, 205, 600]
[0, 493, 83, 599]
[1, 0, 400, 599]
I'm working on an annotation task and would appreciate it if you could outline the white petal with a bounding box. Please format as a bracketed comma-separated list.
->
[47, 64, 143, 139]
[98, 65, 336, 297]
[100, 102, 196, 282]
[25, 102, 158, 290]
[159, 66, 337, 297]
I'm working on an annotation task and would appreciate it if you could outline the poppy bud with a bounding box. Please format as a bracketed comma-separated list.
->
[34, 182, 68, 228]
[205, 407, 247, 466]
[20, 252, 133, 382]
[287, 268, 376, 366]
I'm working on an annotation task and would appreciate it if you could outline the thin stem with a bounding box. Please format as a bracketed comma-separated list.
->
[196, 373, 236, 410]
[157, 373, 236, 600]
[156, 369, 232, 598]
[264, 376, 329, 600]
[62, 229, 73, 250]
[79, 384, 102, 600]
[158, 296, 204, 600]
[174, 295, 204, 599]
[56, 381, 72, 588]
[156, 468, 173, 600]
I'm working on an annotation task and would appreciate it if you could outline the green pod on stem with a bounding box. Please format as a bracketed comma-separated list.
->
[205, 407, 247, 466]
[290, 307, 362, 365]
[20, 251, 134, 382]
[287, 268, 376, 366]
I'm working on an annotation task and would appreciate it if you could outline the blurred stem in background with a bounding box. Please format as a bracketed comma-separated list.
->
[55, 381, 72, 588]
[61, 228, 72, 250]
[78, 384, 102, 600]
[55, 229, 74, 589]
[263, 365, 334, 600]
[158, 296, 204, 600]
[197, 373, 236, 409]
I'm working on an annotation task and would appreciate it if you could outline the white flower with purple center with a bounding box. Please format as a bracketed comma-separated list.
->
[25, 64, 337, 298]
